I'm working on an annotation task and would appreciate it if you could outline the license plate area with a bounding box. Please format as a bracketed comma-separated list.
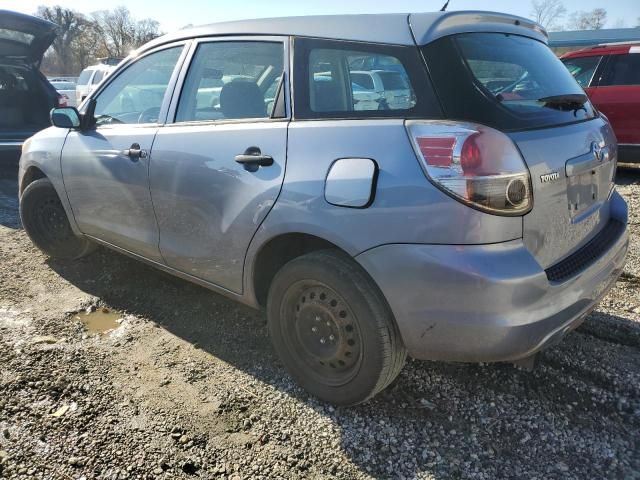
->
[567, 167, 601, 217]
[566, 148, 614, 219]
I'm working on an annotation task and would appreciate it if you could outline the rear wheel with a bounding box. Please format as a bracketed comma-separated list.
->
[267, 250, 406, 405]
[20, 178, 95, 260]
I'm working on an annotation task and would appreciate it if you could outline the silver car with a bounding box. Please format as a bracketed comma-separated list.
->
[18, 11, 629, 405]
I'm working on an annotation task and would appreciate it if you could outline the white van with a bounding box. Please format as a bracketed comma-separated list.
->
[75, 64, 116, 106]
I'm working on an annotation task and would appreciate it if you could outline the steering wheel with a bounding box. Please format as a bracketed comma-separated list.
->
[138, 107, 161, 124]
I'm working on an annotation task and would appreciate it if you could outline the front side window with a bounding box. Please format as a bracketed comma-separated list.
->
[561, 55, 603, 87]
[600, 54, 640, 86]
[175, 41, 284, 122]
[93, 46, 183, 126]
[294, 37, 441, 119]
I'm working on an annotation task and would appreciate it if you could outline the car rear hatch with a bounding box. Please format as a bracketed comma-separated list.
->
[414, 12, 619, 271]
[0, 10, 57, 66]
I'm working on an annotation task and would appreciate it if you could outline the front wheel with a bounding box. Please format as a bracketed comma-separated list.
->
[20, 178, 95, 260]
[267, 250, 406, 405]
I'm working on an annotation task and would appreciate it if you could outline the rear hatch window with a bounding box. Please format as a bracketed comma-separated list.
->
[422, 33, 597, 131]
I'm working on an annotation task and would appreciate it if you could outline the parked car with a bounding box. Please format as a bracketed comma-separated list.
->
[49, 79, 77, 107]
[562, 43, 640, 163]
[75, 63, 116, 106]
[19, 12, 628, 405]
[0, 10, 63, 166]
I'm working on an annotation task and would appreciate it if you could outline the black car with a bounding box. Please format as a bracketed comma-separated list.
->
[0, 10, 60, 171]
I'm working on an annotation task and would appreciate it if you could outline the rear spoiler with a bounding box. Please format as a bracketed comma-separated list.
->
[409, 11, 547, 46]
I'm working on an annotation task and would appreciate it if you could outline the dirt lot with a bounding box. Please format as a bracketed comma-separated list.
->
[0, 167, 639, 480]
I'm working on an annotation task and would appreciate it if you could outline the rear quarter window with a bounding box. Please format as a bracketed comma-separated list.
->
[293, 37, 441, 119]
[423, 33, 597, 132]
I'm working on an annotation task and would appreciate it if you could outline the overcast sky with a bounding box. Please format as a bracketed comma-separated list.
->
[4, 0, 639, 33]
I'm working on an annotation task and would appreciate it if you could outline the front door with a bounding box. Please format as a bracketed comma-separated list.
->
[61, 45, 186, 261]
[150, 39, 289, 293]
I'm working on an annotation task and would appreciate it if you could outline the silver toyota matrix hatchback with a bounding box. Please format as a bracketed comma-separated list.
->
[18, 11, 629, 405]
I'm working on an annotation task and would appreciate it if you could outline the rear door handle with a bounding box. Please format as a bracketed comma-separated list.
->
[235, 146, 273, 171]
[123, 143, 148, 160]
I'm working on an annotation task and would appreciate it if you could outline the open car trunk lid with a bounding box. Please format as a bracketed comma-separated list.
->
[0, 10, 57, 66]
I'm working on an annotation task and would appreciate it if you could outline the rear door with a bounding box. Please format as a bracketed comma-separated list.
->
[589, 51, 640, 145]
[422, 32, 617, 269]
[149, 38, 289, 293]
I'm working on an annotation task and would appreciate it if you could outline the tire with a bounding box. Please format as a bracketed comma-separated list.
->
[267, 249, 407, 405]
[19, 178, 95, 260]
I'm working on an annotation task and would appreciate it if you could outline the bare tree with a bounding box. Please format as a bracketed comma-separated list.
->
[568, 8, 608, 30]
[36, 6, 90, 73]
[530, 0, 567, 31]
[91, 6, 162, 59]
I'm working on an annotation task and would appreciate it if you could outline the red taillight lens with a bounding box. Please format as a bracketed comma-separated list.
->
[408, 121, 532, 216]
[460, 133, 481, 173]
[416, 137, 455, 168]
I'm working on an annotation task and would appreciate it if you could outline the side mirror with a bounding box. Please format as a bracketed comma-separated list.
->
[50, 107, 81, 129]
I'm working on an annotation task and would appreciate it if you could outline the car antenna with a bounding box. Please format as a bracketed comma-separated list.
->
[440, 0, 450, 11]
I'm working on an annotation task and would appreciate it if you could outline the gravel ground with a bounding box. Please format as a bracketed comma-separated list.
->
[0, 168, 639, 480]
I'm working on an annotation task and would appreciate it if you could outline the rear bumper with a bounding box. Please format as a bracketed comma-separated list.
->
[356, 192, 629, 362]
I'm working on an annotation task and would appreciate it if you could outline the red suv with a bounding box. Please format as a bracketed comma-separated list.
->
[562, 43, 640, 163]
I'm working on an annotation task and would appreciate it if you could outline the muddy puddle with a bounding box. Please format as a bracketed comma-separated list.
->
[74, 308, 123, 334]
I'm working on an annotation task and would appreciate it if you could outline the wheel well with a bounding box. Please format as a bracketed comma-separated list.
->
[20, 166, 47, 196]
[253, 233, 343, 307]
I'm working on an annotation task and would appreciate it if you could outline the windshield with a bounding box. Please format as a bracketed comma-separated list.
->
[422, 33, 597, 131]
[77, 69, 92, 86]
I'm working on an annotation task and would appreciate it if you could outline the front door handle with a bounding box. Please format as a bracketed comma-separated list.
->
[124, 143, 148, 160]
[235, 146, 273, 171]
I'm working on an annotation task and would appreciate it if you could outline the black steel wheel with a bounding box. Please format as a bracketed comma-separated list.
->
[20, 178, 95, 260]
[267, 250, 406, 405]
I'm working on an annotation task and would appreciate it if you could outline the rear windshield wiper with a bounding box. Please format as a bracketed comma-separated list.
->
[538, 94, 588, 109]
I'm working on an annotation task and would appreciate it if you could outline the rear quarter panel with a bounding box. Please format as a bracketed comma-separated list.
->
[246, 119, 523, 290]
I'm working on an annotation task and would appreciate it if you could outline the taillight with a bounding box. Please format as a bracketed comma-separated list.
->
[407, 121, 532, 216]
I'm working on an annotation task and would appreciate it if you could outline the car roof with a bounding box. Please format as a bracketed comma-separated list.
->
[561, 43, 640, 58]
[139, 11, 545, 53]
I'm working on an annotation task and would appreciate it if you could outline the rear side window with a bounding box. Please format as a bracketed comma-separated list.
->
[423, 33, 597, 131]
[600, 54, 640, 86]
[294, 37, 441, 119]
[175, 41, 284, 122]
[561, 55, 603, 87]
